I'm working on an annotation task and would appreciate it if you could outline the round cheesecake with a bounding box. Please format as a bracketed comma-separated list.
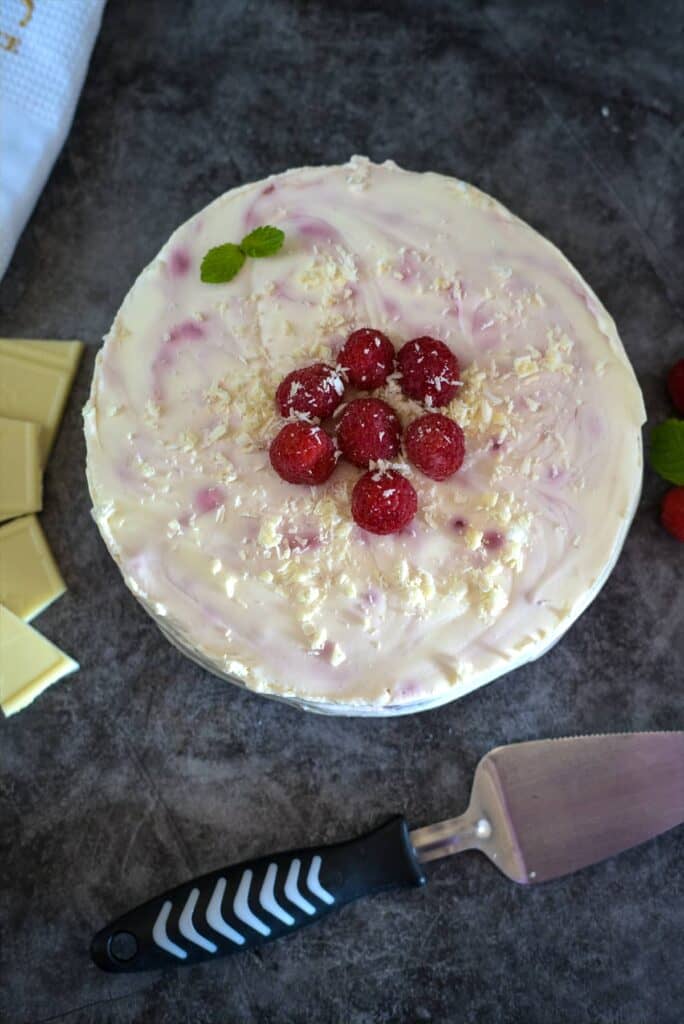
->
[84, 157, 645, 715]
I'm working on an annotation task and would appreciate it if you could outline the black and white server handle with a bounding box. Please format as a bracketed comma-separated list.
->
[91, 817, 426, 972]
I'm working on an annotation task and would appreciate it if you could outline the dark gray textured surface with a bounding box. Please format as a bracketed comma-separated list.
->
[1, 1, 683, 1021]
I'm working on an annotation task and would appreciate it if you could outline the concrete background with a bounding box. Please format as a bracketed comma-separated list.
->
[1, 1, 683, 1021]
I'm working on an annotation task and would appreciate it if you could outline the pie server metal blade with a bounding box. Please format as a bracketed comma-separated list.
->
[411, 731, 684, 883]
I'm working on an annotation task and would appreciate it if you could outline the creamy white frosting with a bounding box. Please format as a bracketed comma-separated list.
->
[84, 157, 645, 714]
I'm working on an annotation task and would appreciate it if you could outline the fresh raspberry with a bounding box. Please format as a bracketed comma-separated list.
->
[666, 359, 684, 415]
[276, 363, 344, 419]
[338, 328, 396, 390]
[661, 487, 684, 541]
[404, 413, 465, 480]
[397, 336, 460, 407]
[351, 470, 418, 535]
[269, 422, 336, 485]
[336, 398, 402, 468]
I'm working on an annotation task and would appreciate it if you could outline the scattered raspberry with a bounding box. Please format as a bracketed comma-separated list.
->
[276, 363, 345, 419]
[338, 328, 396, 390]
[483, 530, 504, 551]
[269, 422, 336, 485]
[351, 470, 418, 535]
[336, 398, 402, 468]
[195, 486, 225, 515]
[661, 487, 684, 541]
[667, 359, 684, 415]
[397, 336, 460, 406]
[404, 413, 465, 480]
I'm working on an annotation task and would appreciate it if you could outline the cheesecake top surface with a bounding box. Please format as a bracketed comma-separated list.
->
[84, 157, 644, 710]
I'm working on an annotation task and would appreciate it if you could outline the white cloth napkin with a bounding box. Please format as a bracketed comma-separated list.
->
[0, 0, 106, 281]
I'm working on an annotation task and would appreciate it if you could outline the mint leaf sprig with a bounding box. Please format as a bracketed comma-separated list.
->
[200, 225, 285, 284]
[200, 243, 245, 283]
[651, 418, 684, 485]
[240, 225, 285, 258]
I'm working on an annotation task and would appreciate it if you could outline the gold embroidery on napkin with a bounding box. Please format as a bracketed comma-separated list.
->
[19, 1, 34, 28]
[0, 31, 20, 53]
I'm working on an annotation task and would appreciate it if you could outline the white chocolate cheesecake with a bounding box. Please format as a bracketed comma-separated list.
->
[84, 157, 645, 715]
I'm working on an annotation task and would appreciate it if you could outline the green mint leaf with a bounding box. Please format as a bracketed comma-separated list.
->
[240, 225, 285, 258]
[651, 418, 684, 485]
[200, 243, 246, 283]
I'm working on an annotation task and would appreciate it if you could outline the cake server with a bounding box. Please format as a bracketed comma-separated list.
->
[92, 731, 684, 973]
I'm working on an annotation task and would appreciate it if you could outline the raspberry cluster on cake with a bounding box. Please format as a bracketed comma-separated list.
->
[268, 331, 466, 532]
[84, 157, 645, 714]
